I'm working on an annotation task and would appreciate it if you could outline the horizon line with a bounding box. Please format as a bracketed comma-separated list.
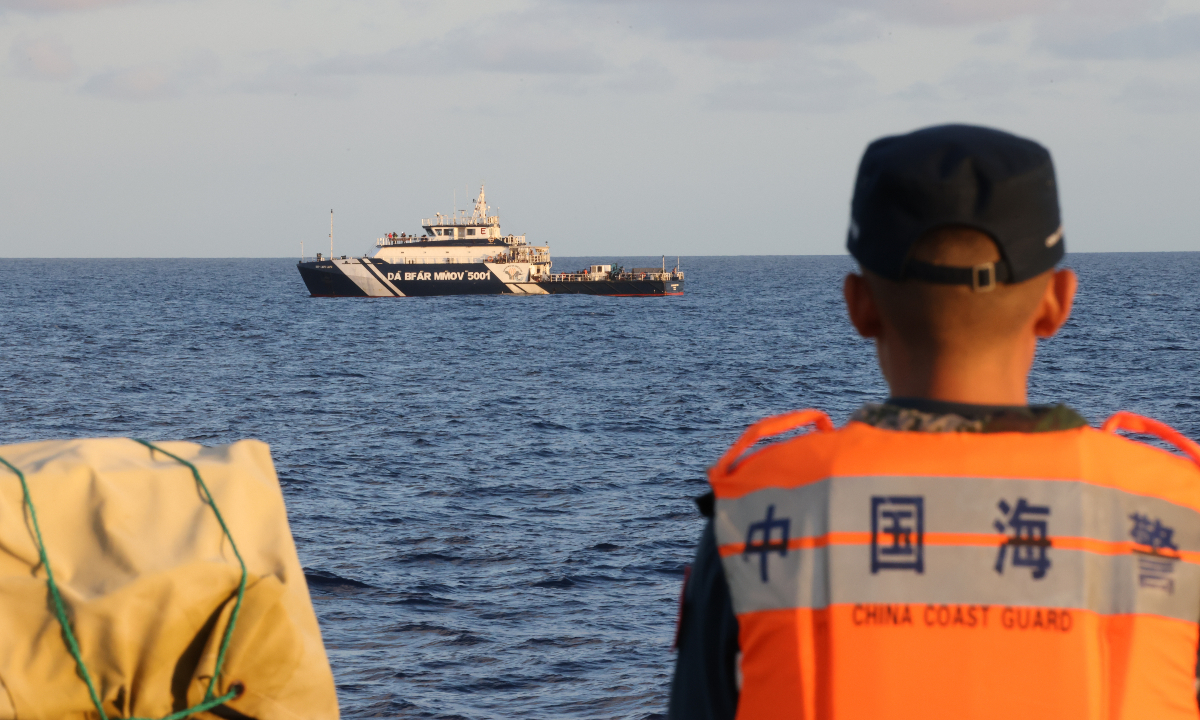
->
[1, 250, 1197, 260]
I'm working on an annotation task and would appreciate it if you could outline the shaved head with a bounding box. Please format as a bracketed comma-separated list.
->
[863, 226, 1054, 355]
[843, 224, 1076, 404]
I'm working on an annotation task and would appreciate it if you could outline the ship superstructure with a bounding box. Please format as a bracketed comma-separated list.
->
[296, 186, 683, 297]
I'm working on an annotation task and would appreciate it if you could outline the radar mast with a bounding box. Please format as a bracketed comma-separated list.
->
[471, 185, 488, 221]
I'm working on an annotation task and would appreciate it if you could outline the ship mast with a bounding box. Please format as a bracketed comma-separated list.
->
[472, 184, 488, 221]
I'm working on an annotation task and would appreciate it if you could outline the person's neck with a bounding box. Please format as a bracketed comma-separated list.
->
[877, 341, 1034, 406]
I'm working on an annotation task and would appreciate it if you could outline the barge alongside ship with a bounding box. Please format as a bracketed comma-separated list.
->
[296, 187, 684, 297]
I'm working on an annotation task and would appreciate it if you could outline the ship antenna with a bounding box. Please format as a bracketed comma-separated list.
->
[474, 183, 487, 220]
[330, 209, 334, 259]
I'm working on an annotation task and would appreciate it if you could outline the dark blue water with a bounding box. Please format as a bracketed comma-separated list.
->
[2, 254, 1197, 718]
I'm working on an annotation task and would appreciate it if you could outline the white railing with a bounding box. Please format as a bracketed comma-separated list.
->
[420, 216, 501, 226]
[483, 246, 547, 264]
[546, 271, 685, 282]
[377, 235, 427, 246]
[376, 233, 530, 247]
[614, 272, 684, 281]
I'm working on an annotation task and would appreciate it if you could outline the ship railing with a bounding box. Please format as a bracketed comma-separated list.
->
[609, 272, 685, 281]
[376, 236, 433, 246]
[543, 271, 685, 282]
[420, 216, 501, 227]
[484, 253, 536, 264]
[377, 234, 532, 248]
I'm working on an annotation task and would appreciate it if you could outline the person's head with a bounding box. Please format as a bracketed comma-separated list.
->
[842, 125, 1078, 405]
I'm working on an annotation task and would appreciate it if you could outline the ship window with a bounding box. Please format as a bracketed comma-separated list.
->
[434, 229, 442, 235]
[466, 228, 475, 235]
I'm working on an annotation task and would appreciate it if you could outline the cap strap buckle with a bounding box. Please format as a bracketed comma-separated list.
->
[971, 262, 996, 293]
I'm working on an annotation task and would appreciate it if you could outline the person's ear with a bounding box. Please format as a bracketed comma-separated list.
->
[844, 272, 883, 339]
[1033, 268, 1077, 338]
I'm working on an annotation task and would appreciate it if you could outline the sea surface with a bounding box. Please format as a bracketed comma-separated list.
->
[2, 253, 1198, 718]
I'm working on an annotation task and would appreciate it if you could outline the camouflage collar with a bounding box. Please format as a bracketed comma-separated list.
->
[851, 402, 1089, 433]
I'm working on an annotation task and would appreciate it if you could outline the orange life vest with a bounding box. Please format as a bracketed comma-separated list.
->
[709, 409, 1200, 720]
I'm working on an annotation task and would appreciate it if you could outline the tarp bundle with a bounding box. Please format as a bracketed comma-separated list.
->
[0, 438, 339, 719]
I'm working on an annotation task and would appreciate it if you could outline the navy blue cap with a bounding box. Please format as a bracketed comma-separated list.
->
[848, 124, 1064, 289]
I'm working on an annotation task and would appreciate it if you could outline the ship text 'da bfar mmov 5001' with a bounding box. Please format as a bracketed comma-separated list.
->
[296, 186, 684, 298]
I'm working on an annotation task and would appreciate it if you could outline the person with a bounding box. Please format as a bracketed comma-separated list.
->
[668, 124, 1200, 720]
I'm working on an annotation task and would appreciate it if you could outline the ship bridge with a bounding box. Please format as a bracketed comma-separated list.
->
[374, 185, 528, 246]
[370, 185, 549, 267]
[420, 185, 508, 242]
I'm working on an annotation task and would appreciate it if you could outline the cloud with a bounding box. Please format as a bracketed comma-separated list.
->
[233, 23, 610, 97]
[1039, 14, 1200, 59]
[566, 0, 1177, 60]
[892, 81, 942, 103]
[706, 55, 874, 112]
[9, 35, 77, 81]
[83, 66, 176, 99]
[81, 50, 217, 100]
[312, 38, 608, 78]
[582, 0, 841, 41]
[0, 0, 145, 12]
[892, 60, 1088, 111]
[567, 0, 1103, 42]
[234, 58, 353, 98]
[1118, 78, 1200, 113]
[972, 26, 1012, 45]
[941, 60, 1022, 101]
[856, 0, 1051, 26]
[606, 57, 674, 94]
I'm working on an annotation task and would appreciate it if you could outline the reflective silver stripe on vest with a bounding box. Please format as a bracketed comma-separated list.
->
[715, 476, 1200, 622]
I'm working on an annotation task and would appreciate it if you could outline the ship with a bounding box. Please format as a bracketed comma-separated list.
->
[296, 187, 684, 297]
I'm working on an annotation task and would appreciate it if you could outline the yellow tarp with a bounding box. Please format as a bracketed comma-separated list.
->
[0, 438, 339, 719]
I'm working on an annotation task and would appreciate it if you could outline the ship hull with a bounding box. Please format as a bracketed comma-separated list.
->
[537, 279, 683, 296]
[298, 260, 683, 297]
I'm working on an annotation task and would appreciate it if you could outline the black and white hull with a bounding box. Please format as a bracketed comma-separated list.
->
[299, 258, 547, 297]
[297, 258, 684, 297]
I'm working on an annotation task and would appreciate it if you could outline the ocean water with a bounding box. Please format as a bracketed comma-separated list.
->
[1, 253, 1198, 718]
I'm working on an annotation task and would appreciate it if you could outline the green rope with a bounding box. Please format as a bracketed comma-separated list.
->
[0, 439, 249, 719]
[132, 440, 248, 707]
[0, 455, 109, 715]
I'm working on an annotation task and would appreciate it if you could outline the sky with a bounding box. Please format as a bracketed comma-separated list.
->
[3, 0, 1200, 257]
